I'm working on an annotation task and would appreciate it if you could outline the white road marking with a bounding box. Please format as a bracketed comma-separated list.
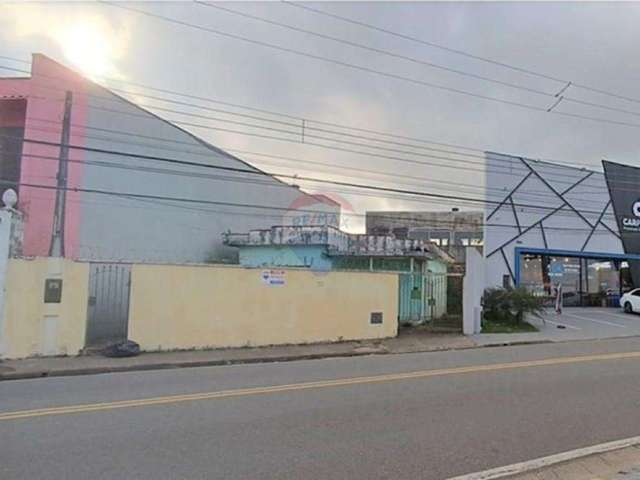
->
[595, 310, 637, 321]
[543, 318, 581, 330]
[447, 435, 640, 480]
[563, 312, 626, 328]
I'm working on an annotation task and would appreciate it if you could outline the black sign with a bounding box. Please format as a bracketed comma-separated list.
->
[603, 161, 640, 239]
[603, 160, 640, 285]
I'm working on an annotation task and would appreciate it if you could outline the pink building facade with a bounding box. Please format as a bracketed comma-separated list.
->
[0, 55, 338, 264]
[0, 54, 89, 259]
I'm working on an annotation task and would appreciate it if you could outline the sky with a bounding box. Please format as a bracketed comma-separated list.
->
[2, 1, 640, 232]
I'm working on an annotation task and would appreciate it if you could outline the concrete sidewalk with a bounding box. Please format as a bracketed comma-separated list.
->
[507, 445, 640, 479]
[5, 309, 638, 382]
[0, 330, 477, 381]
[474, 308, 640, 347]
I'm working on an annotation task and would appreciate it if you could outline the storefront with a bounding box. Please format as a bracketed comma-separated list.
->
[514, 248, 640, 307]
[483, 153, 640, 306]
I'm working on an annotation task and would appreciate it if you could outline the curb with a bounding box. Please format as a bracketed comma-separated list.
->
[447, 435, 640, 480]
[478, 340, 553, 348]
[0, 337, 610, 382]
[0, 349, 392, 381]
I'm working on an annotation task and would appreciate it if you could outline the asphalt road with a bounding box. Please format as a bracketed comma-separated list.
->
[3, 338, 640, 480]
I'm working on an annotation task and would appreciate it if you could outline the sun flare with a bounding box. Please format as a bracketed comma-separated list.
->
[57, 19, 121, 79]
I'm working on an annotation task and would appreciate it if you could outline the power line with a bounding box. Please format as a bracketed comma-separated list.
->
[2, 62, 636, 200]
[1, 175, 618, 234]
[17, 147, 599, 220]
[282, 0, 640, 107]
[97, 2, 541, 111]
[2, 72, 607, 187]
[0, 64, 523, 171]
[5, 61, 526, 174]
[7, 135, 626, 218]
[2, 125, 612, 208]
[0, 92, 527, 180]
[17, 121, 619, 206]
[0, 59, 621, 174]
[196, 1, 553, 97]
[99, 2, 640, 132]
[19, 122, 536, 200]
[68, 102, 609, 185]
[1, 83, 633, 201]
[0, 72, 624, 230]
[19, 103, 526, 175]
[2, 128, 625, 232]
[3, 115, 635, 205]
[281, 1, 566, 85]
[0, 127, 624, 225]
[0, 57, 487, 155]
[199, 1, 640, 120]
[3, 121, 631, 234]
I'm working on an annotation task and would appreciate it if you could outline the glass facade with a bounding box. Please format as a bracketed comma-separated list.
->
[519, 252, 634, 307]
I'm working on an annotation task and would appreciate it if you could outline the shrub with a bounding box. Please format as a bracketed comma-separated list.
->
[483, 286, 546, 325]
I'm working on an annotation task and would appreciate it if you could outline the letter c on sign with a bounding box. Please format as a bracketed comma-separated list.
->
[634, 201, 640, 218]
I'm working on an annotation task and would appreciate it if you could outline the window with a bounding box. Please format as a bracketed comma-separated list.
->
[0, 99, 26, 195]
[392, 227, 409, 239]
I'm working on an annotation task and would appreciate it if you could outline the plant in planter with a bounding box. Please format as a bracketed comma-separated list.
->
[483, 286, 546, 326]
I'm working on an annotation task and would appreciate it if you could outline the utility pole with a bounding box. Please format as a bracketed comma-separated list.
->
[49, 91, 72, 257]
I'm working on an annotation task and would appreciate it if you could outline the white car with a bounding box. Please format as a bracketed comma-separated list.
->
[620, 288, 640, 313]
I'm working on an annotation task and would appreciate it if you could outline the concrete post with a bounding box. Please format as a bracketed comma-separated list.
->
[0, 189, 22, 357]
[463, 247, 484, 335]
[0, 207, 14, 356]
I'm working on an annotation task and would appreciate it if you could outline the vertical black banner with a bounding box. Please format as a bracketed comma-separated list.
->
[603, 160, 640, 286]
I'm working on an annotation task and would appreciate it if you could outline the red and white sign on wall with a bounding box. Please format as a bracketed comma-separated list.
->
[261, 269, 286, 286]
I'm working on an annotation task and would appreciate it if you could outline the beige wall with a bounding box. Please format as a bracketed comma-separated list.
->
[129, 265, 398, 351]
[2, 257, 89, 359]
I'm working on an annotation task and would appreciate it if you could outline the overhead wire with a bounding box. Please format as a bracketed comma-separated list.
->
[3, 134, 626, 220]
[15, 121, 624, 209]
[1, 62, 636, 219]
[199, 1, 640, 120]
[0, 173, 618, 234]
[282, 1, 640, 107]
[196, 1, 554, 98]
[0, 59, 621, 175]
[99, 2, 640, 132]
[0, 74, 610, 188]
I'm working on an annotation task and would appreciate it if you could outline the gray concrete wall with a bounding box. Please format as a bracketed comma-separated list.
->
[76, 85, 336, 263]
[366, 210, 483, 236]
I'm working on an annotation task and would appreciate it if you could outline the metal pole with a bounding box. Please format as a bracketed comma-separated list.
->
[49, 91, 72, 257]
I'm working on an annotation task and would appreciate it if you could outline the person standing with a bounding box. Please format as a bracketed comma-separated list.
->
[554, 283, 563, 314]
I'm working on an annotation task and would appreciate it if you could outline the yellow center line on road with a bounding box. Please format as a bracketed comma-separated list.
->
[3, 350, 640, 421]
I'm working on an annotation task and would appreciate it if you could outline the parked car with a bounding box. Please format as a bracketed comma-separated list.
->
[619, 288, 640, 313]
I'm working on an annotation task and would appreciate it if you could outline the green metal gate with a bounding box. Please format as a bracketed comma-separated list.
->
[399, 273, 425, 323]
[398, 272, 451, 324]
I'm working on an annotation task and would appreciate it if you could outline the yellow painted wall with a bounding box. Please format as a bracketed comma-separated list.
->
[2, 257, 89, 359]
[129, 265, 398, 351]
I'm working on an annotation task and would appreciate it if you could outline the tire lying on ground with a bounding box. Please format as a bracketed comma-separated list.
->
[102, 340, 141, 358]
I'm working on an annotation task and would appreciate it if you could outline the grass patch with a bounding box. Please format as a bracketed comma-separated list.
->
[482, 319, 539, 333]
